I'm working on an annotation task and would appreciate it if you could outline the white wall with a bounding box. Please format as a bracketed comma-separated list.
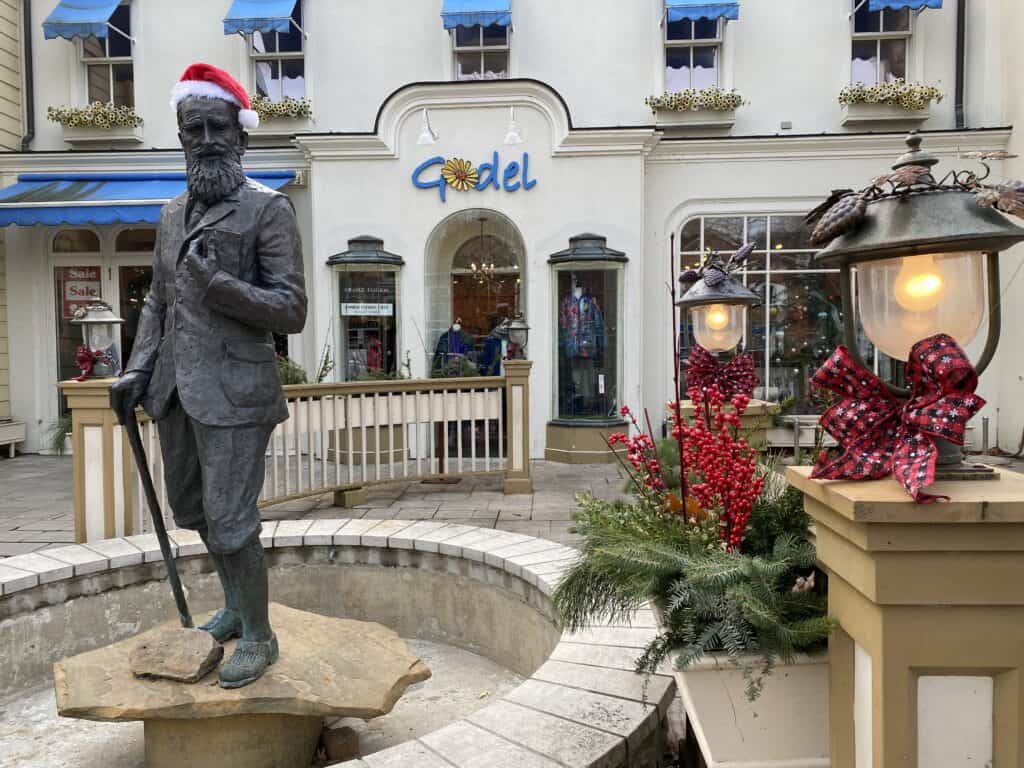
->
[299, 88, 647, 459]
[25, 0, 999, 151]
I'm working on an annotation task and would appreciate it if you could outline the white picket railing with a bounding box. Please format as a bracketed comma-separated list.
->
[61, 362, 533, 543]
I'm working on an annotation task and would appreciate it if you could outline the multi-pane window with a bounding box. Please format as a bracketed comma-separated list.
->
[80, 1, 133, 106]
[251, 3, 305, 100]
[664, 17, 721, 91]
[678, 215, 846, 413]
[452, 24, 509, 81]
[851, 2, 910, 84]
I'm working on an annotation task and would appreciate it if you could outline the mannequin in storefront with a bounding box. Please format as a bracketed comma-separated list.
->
[559, 275, 605, 415]
[432, 318, 476, 377]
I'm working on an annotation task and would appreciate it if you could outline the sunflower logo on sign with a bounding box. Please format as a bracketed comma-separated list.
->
[441, 158, 479, 192]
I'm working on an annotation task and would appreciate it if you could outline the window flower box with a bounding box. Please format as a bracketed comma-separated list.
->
[48, 103, 144, 147]
[60, 123, 144, 147]
[839, 80, 940, 126]
[841, 101, 930, 126]
[646, 88, 741, 129]
[248, 95, 314, 142]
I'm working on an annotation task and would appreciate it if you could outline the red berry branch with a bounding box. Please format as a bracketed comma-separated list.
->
[674, 385, 764, 551]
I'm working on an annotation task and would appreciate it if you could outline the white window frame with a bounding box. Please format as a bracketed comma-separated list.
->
[247, 1, 306, 101]
[850, 2, 913, 85]
[77, 0, 134, 107]
[451, 24, 511, 81]
[663, 17, 723, 91]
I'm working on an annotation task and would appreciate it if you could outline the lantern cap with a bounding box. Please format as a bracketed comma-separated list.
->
[814, 191, 1024, 266]
[676, 244, 761, 309]
[70, 301, 124, 326]
[812, 132, 1024, 267]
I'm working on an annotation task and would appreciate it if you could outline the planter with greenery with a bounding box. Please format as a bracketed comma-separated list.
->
[47, 413, 74, 456]
[645, 87, 742, 128]
[48, 102, 144, 145]
[839, 79, 942, 125]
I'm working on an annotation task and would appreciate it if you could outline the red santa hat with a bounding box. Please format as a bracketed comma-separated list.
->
[170, 62, 259, 130]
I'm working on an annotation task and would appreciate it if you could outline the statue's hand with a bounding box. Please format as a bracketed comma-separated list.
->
[185, 237, 219, 290]
[109, 370, 150, 425]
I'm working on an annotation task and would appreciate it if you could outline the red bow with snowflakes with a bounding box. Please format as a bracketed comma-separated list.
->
[685, 345, 759, 400]
[810, 334, 985, 503]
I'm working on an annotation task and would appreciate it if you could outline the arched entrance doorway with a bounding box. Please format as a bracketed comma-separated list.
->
[424, 209, 526, 376]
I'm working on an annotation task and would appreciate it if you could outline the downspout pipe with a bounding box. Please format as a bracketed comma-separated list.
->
[954, 0, 966, 129]
[20, 0, 34, 151]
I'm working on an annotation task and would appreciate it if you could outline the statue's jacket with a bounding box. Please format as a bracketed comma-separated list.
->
[125, 178, 307, 427]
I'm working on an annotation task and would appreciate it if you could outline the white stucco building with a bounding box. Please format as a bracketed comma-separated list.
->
[2, 0, 1023, 460]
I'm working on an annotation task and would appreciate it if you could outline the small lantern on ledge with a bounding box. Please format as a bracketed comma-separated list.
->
[70, 301, 124, 379]
[807, 132, 1024, 483]
[506, 312, 530, 360]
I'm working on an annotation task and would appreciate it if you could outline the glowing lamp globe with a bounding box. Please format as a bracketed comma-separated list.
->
[814, 133, 1024, 392]
[677, 259, 760, 356]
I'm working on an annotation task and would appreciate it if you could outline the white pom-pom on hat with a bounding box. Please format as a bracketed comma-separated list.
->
[170, 62, 260, 129]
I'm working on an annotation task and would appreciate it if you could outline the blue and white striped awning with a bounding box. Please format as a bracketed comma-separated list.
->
[42, 0, 122, 40]
[441, 0, 512, 30]
[868, 0, 942, 10]
[665, 1, 740, 23]
[223, 0, 298, 35]
[0, 172, 295, 227]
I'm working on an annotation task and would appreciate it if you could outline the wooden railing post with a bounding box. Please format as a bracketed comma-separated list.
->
[59, 379, 137, 543]
[502, 360, 532, 494]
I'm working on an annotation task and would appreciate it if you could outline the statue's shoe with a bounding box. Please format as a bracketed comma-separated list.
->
[199, 608, 242, 644]
[218, 634, 279, 689]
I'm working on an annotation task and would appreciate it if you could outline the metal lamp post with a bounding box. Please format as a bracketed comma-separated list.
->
[70, 301, 124, 378]
[812, 133, 1024, 472]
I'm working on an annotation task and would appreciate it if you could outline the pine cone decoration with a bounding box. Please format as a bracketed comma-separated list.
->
[810, 193, 867, 246]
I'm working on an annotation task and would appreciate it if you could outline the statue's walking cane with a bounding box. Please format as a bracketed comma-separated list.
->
[119, 408, 194, 629]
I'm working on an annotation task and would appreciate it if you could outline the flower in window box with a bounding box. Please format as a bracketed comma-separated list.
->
[644, 87, 744, 114]
[250, 94, 314, 122]
[441, 158, 479, 192]
[46, 102, 143, 129]
[838, 79, 943, 111]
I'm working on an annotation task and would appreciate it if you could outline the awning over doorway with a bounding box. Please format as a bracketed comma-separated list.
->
[441, 0, 512, 30]
[664, 0, 740, 23]
[867, 0, 941, 9]
[223, 0, 299, 35]
[0, 171, 295, 227]
[42, 0, 122, 40]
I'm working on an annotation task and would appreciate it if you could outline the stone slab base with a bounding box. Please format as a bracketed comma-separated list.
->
[145, 713, 322, 768]
[334, 487, 369, 508]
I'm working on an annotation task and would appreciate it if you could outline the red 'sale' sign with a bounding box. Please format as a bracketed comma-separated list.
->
[60, 266, 102, 319]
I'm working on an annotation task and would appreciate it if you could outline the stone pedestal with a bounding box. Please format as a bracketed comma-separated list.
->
[54, 603, 431, 768]
[678, 398, 777, 450]
[145, 714, 324, 768]
[787, 466, 1024, 768]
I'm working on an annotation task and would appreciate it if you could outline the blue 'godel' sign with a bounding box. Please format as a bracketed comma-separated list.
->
[412, 151, 537, 202]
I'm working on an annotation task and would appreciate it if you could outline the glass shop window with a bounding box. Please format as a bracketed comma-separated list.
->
[665, 17, 721, 91]
[852, 2, 910, 84]
[81, 1, 134, 107]
[115, 228, 156, 365]
[338, 269, 398, 380]
[554, 266, 621, 421]
[251, 2, 305, 100]
[453, 23, 509, 80]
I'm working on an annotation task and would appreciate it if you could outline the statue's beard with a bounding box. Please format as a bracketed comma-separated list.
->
[185, 150, 245, 207]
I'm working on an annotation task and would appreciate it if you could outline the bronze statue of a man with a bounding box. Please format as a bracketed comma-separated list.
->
[111, 63, 306, 688]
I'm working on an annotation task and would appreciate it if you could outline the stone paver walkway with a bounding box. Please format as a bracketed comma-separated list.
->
[0, 454, 628, 557]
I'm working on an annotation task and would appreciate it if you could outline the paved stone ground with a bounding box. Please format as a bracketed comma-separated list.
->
[0, 454, 628, 557]
[0, 456, 76, 557]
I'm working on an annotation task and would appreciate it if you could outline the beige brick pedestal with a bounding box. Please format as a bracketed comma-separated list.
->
[787, 466, 1024, 768]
